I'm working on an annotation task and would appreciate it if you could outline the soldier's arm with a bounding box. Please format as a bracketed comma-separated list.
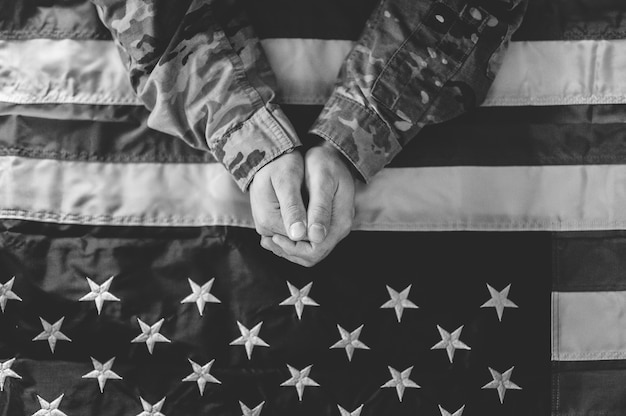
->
[309, 0, 528, 182]
[91, 0, 301, 191]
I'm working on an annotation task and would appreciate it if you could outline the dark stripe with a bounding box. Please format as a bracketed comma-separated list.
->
[0, 102, 148, 123]
[391, 105, 626, 168]
[554, 360, 626, 416]
[553, 231, 626, 292]
[6, 104, 626, 166]
[246, 0, 380, 41]
[0, 114, 214, 163]
[1, 0, 625, 42]
[0, 0, 111, 40]
[514, 0, 626, 41]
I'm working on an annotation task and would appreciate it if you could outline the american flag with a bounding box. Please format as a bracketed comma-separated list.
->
[1, 0, 625, 415]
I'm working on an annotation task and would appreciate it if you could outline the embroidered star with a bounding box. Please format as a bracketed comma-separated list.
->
[439, 405, 465, 416]
[380, 285, 418, 322]
[482, 367, 522, 403]
[32, 317, 71, 353]
[32, 394, 67, 416]
[280, 364, 319, 401]
[381, 366, 420, 402]
[338, 404, 364, 416]
[0, 358, 21, 391]
[279, 281, 319, 320]
[137, 397, 166, 416]
[131, 318, 171, 354]
[78, 276, 120, 315]
[239, 401, 264, 416]
[180, 278, 221, 316]
[431, 325, 471, 363]
[330, 325, 370, 362]
[82, 357, 122, 393]
[229, 321, 269, 360]
[0, 276, 22, 313]
[481, 284, 518, 321]
[182, 359, 221, 395]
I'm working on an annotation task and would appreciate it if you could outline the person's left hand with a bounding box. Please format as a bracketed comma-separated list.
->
[260, 141, 356, 267]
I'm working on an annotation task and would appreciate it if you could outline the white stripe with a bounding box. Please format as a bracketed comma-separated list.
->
[261, 38, 353, 105]
[552, 291, 626, 361]
[2, 156, 626, 230]
[3, 39, 626, 106]
[484, 40, 626, 107]
[0, 39, 140, 105]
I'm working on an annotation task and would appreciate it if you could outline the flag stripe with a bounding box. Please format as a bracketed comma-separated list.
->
[4, 39, 626, 107]
[0, 102, 149, 122]
[0, 0, 110, 41]
[1, 0, 622, 43]
[513, 0, 626, 42]
[553, 360, 626, 416]
[553, 231, 626, 292]
[0, 114, 213, 163]
[7, 104, 626, 166]
[552, 291, 626, 361]
[2, 157, 626, 231]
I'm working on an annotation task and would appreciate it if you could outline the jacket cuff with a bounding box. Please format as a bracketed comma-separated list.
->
[214, 105, 301, 191]
[309, 94, 402, 182]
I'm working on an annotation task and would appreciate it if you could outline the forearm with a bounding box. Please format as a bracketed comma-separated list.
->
[310, 0, 528, 181]
[92, 0, 301, 190]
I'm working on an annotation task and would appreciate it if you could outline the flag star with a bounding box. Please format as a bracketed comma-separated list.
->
[32, 317, 71, 353]
[481, 284, 518, 322]
[279, 281, 319, 320]
[82, 357, 122, 393]
[137, 397, 166, 416]
[79, 276, 120, 315]
[229, 321, 269, 360]
[180, 278, 221, 316]
[381, 366, 420, 402]
[239, 401, 264, 416]
[280, 364, 319, 401]
[439, 405, 465, 416]
[32, 394, 67, 416]
[0, 276, 22, 313]
[182, 359, 221, 395]
[338, 404, 364, 416]
[330, 325, 370, 362]
[380, 285, 418, 322]
[131, 318, 171, 354]
[0, 358, 21, 391]
[482, 367, 522, 403]
[431, 325, 471, 363]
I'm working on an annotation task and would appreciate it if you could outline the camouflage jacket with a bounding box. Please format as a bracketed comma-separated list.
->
[91, 0, 528, 191]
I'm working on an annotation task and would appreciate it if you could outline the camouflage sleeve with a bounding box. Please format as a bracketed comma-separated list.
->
[90, 0, 300, 191]
[309, 0, 528, 182]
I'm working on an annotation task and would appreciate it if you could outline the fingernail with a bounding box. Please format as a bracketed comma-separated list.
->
[309, 224, 326, 243]
[289, 222, 306, 240]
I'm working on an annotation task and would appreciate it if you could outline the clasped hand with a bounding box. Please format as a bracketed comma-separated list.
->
[250, 142, 356, 267]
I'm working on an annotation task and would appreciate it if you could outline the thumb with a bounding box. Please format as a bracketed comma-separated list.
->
[306, 168, 336, 244]
[272, 172, 307, 241]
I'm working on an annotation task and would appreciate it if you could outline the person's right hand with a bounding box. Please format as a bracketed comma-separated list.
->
[249, 150, 308, 241]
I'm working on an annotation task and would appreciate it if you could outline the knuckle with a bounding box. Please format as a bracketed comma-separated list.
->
[282, 202, 304, 218]
[310, 205, 332, 223]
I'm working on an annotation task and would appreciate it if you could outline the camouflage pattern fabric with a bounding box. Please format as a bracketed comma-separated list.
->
[92, 0, 526, 188]
[310, 0, 528, 181]
[91, 0, 300, 191]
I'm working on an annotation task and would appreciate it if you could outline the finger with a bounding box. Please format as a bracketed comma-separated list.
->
[272, 174, 307, 241]
[261, 236, 313, 267]
[306, 169, 336, 244]
[272, 234, 331, 267]
[329, 178, 355, 238]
